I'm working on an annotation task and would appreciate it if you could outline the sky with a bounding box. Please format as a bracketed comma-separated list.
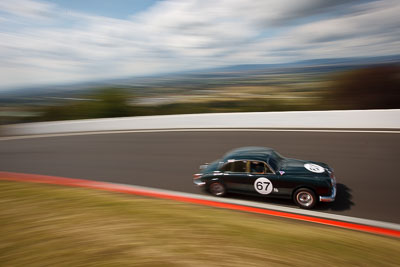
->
[0, 0, 399, 90]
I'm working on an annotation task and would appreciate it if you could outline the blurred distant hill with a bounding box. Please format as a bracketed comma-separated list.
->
[0, 55, 399, 124]
[200, 55, 400, 72]
[1, 55, 399, 98]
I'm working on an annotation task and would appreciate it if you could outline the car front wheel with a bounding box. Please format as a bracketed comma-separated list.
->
[293, 188, 316, 209]
[209, 182, 226, 197]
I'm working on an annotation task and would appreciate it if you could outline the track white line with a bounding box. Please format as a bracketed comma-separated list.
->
[1, 128, 400, 141]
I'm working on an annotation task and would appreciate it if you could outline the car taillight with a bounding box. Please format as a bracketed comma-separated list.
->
[330, 174, 336, 187]
[193, 173, 202, 179]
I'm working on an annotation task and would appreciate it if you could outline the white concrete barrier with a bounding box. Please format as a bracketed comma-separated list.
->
[3, 109, 400, 136]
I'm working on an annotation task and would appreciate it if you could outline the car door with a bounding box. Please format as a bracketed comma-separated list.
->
[220, 160, 249, 194]
[246, 160, 281, 197]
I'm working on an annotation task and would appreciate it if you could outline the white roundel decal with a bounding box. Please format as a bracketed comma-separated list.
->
[304, 163, 325, 173]
[254, 177, 273, 195]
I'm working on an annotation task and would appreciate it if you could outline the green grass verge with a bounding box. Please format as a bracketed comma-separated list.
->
[0, 181, 399, 266]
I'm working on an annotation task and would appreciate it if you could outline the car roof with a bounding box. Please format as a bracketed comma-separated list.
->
[222, 147, 276, 162]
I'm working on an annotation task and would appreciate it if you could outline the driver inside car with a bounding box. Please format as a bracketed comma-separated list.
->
[251, 162, 265, 174]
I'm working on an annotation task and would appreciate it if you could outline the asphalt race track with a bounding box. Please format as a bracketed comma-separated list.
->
[1, 130, 399, 223]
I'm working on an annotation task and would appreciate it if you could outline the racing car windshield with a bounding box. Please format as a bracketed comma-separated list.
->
[268, 151, 284, 171]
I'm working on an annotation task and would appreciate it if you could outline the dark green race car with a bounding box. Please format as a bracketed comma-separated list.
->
[193, 147, 336, 209]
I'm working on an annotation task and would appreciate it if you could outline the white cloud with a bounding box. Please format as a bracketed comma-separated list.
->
[0, 0, 54, 19]
[290, 0, 400, 43]
[0, 0, 399, 89]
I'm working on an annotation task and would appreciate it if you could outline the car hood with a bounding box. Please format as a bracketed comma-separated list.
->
[279, 158, 330, 176]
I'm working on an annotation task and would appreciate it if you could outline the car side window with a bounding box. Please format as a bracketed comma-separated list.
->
[250, 161, 274, 174]
[220, 160, 247, 173]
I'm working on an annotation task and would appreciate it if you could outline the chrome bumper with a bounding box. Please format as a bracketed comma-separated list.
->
[193, 179, 206, 187]
[319, 186, 336, 202]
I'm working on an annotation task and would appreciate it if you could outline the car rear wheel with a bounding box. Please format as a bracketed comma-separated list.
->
[209, 182, 226, 197]
[293, 188, 316, 209]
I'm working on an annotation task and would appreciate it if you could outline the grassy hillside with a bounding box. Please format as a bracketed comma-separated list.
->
[1, 181, 399, 266]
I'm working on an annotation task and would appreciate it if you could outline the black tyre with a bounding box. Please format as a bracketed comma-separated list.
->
[208, 182, 226, 197]
[293, 188, 317, 209]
